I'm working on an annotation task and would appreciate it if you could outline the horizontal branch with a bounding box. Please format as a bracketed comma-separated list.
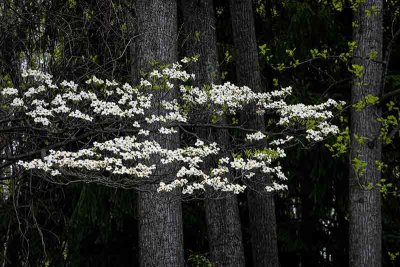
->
[381, 88, 400, 103]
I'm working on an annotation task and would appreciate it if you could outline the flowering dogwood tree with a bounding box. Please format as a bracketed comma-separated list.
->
[1, 58, 343, 195]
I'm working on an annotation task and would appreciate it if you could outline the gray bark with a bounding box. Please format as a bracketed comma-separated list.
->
[181, 0, 220, 86]
[181, 1, 246, 266]
[229, 0, 279, 266]
[135, 1, 184, 266]
[349, 0, 383, 266]
[204, 196, 245, 267]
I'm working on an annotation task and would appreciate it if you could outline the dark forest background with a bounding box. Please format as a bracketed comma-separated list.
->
[0, 0, 399, 266]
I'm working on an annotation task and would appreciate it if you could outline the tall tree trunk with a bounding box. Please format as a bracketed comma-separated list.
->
[135, 1, 184, 266]
[181, 1, 246, 266]
[181, 0, 219, 86]
[229, 0, 279, 266]
[349, 0, 383, 266]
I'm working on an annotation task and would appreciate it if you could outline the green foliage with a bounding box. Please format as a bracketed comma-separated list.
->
[310, 48, 328, 59]
[332, 0, 344, 11]
[377, 179, 394, 197]
[350, 0, 366, 11]
[255, 2, 266, 17]
[274, 62, 286, 72]
[353, 94, 379, 111]
[285, 48, 296, 58]
[354, 133, 368, 145]
[378, 114, 399, 144]
[221, 71, 228, 80]
[1, 0, 400, 265]
[310, 48, 319, 58]
[259, 44, 273, 62]
[231, 116, 239, 125]
[339, 41, 357, 62]
[194, 31, 201, 42]
[273, 78, 279, 87]
[389, 251, 400, 261]
[83, 8, 93, 20]
[387, 100, 398, 112]
[244, 148, 281, 160]
[284, 48, 300, 67]
[211, 113, 221, 124]
[375, 160, 388, 172]
[326, 127, 350, 156]
[232, 152, 242, 159]
[377, 99, 400, 144]
[349, 64, 364, 78]
[224, 49, 232, 63]
[365, 5, 379, 17]
[366, 182, 374, 190]
[188, 253, 212, 267]
[368, 50, 379, 60]
[305, 119, 317, 129]
[352, 157, 367, 177]
[68, 0, 76, 9]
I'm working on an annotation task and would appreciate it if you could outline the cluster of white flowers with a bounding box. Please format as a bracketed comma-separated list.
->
[85, 75, 105, 85]
[140, 79, 152, 87]
[60, 80, 78, 91]
[10, 98, 24, 107]
[306, 121, 339, 141]
[68, 110, 93, 121]
[159, 127, 178, 134]
[277, 100, 338, 125]
[269, 136, 294, 146]
[24, 85, 47, 98]
[245, 132, 266, 142]
[266, 182, 288, 192]
[3, 58, 344, 195]
[162, 63, 195, 81]
[22, 69, 53, 82]
[209, 83, 255, 113]
[1, 87, 18, 96]
[180, 56, 199, 64]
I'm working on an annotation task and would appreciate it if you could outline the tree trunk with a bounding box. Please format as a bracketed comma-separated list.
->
[181, 1, 246, 266]
[181, 0, 220, 86]
[229, 0, 279, 266]
[204, 196, 245, 267]
[349, 0, 383, 266]
[135, 1, 184, 266]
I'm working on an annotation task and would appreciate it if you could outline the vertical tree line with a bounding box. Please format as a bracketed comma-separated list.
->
[229, 0, 279, 266]
[349, 0, 383, 266]
[1, 0, 400, 266]
[134, 0, 184, 266]
[182, 1, 246, 266]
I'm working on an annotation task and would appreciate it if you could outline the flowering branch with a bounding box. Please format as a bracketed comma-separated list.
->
[0, 57, 344, 195]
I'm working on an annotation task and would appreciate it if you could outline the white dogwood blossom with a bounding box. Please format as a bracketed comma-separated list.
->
[10, 98, 24, 107]
[159, 127, 178, 134]
[246, 132, 266, 142]
[2, 58, 343, 195]
[1, 87, 18, 96]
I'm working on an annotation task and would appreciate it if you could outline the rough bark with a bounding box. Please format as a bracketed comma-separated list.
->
[135, 1, 184, 266]
[181, 1, 246, 266]
[229, 0, 279, 266]
[349, 0, 383, 266]
[204, 195, 245, 267]
[181, 0, 220, 86]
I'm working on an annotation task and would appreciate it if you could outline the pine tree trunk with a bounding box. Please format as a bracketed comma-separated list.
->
[181, 0, 220, 86]
[204, 196, 245, 267]
[181, 1, 246, 266]
[229, 0, 279, 266]
[135, 1, 184, 266]
[349, 0, 383, 266]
